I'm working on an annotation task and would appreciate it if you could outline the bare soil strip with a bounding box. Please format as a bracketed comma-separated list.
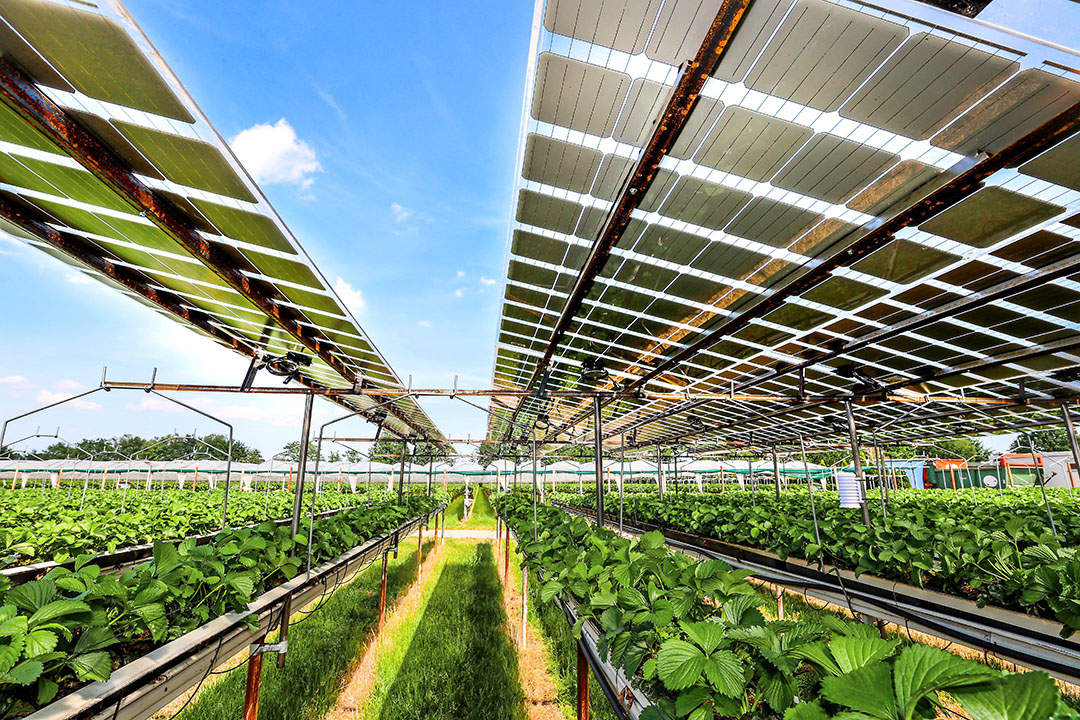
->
[501, 542, 565, 720]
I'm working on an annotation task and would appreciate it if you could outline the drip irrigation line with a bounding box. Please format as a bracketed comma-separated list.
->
[160, 635, 224, 720]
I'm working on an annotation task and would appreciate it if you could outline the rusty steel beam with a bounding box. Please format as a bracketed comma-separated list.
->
[0, 59, 436, 446]
[545, 98, 1080, 446]
[0, 196, 256, 356]
[500, 0, 756, 442]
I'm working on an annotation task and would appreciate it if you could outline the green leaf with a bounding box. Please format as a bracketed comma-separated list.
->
[6, 580, 56, 613]
[639, 531, 665, 550]
[830, 636, 900, 673]
[785, 702, 831, 720]
[790, 641, 843, 676]
[0, 644, 19, 673]
[822, 662, 897, 720]
[23, 630, 57, 657]
[71, 650, 112, 682]
[28, 599, 90, 628]
[8, 660, 43, 685]
[153, 541, 180, 575]
[36, 676, 59, 705]
[540, 581, 564, 603]
[657, 639, 706, 691]
[228, 574, 255, 597]
[682, 620, 726, 654]
[893, 645, 996, 717]
[702, 650, 746, 698]
[74, 626, 117, 654]
[953, 672, 1060, 720]
[759, 665, 797, 713]
[675, 686, 712, 718]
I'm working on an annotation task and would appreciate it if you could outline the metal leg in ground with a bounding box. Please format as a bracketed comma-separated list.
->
[242, 651, 263, 720]
[417, 523, 423, 582]
[378, 550, 389, 630]
[504, 524, 510, 578]
[576, 639, 590, 720]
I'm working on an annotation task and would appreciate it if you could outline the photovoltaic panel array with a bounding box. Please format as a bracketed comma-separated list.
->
[0, 0, 445, 445]
[489, 0, 1080, 454]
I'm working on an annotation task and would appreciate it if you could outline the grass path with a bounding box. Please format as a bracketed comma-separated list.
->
[446, 486, 497, 530]
[339, 540, 526, 720]
[166, 534, 437, 720]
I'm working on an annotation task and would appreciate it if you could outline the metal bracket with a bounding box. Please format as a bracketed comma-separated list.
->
[249, 639, 287, 656]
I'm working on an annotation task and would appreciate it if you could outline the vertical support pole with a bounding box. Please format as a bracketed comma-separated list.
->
[397, 441, 407, 506]
[441, 509, 446, 544]
[242, 651, 263, 720]
[845, 401, 872, 527]
[872, 432, 888, 518]
[771, 445, 781, 500]
[417, 520, 423, 582]
[593, 396, 604, 527]
[798, 433, 823, 570]
[378, 549, 389, 630]
[775, 585, 784, 620]
[1061, 405, 1080, 493]
[673, 451, 679, 495]
[1026, 431, 1058, 538]
[221, 426, 234, 531]
[504, 523, 510, 578]
[576, 640, 590, 720]
[276, 390, 314, 668]
[656, 443, 663, 500]
[532, 439, 538, 542]
[619, 433, 625, 534]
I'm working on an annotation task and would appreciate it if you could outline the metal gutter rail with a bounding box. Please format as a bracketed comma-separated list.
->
[556, 503, 1080, 687]
[24, 505, 444, 720]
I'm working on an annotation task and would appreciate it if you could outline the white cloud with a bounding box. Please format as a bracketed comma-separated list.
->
[479, 276, 496, 286]
[54, 379, 84, 392]
[334, 277, 366, 315]
[456, 270, 465, 278]
[229, 118, 322, 190]
[391, 203, 412, 223]
[35, 389, 101, 411]
[453, 289, 464, 298]
[124, 395, 186, 414]
[417, 320, 431, 327]
[0, 376, 32, 390]
[65, 272, 91, 285]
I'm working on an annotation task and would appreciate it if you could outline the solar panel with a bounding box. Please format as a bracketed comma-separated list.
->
[489, 0, 1080, 453]
[0, 0, 445, 445]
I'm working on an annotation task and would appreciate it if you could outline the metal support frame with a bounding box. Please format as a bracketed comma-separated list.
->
[275, 390, 314, 668]
[846, 402, 872, 527]
[576, 640, 590, 720]
[593, 396, 604, 528]
[1062, 405, 1080, 490]
[541, 96, 1080, 448]
[0, 60, 435, 445]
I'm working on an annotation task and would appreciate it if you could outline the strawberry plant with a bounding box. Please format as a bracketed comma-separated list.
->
[495, 494, 1071, 720]
[555, 488, 1080, 636]
[0, 491, 446, 718]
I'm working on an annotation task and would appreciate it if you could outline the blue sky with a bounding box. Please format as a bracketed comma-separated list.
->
[0, 0, 534, 457]
[0, 0, 1070, 459]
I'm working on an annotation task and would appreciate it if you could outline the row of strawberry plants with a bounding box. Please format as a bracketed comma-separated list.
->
[494, 494, 1074, 720]
[553, 487, 1080, 637]
[0, 491, 447, 719]
[0, 487, 398, 565]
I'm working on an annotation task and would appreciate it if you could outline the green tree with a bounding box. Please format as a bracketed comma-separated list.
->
[1010, 429, 1075, 453]
[278, 441, 323, 463]
[368, 440, 449, 465]
[921, 437, 990, 461]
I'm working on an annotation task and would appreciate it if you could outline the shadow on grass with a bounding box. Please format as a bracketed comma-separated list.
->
[175, 536, 438, 720]
[375, 542, 525, 720]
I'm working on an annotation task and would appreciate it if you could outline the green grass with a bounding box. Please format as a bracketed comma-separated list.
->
[446, 486, 497, 530]
[171, 536, 436, 720]
[364, 540, 526, 720]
